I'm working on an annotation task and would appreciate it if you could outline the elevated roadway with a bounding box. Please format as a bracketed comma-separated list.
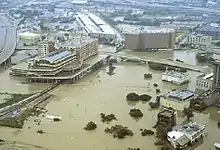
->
[0, 14, 17, 66]
[99, 51, 204, 72]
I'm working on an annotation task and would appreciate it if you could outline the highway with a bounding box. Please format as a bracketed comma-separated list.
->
[0, 15, 17, 65]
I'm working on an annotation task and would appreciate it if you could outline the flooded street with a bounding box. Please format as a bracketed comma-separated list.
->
[0, 60, 219, 150]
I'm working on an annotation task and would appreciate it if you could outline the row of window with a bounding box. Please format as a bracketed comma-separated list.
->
[196, 80, 212, 88]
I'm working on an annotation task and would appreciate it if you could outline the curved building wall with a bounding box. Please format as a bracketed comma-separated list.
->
[124, 32, 176, 51]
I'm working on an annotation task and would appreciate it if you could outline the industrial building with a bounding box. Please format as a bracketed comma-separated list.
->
[186, 34, 212, 46]
[121, 26, 176, 51]
[161, 90, 195, 111]
[76, 13, 117, 41]
[167, 122, 205, 149]
[57, 36, 98, 61]
[196, 72, 213, 91]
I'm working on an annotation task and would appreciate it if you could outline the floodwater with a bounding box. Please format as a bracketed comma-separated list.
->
[0, 60, 220, 150]
[119, 49, 199, 66]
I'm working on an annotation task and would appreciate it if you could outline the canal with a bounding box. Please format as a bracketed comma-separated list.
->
[0, 56, 219, 150]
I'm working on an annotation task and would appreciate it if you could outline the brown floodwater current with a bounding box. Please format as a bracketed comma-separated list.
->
[0, 51, 219, 150]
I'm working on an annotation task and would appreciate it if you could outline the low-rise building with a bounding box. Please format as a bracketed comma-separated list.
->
[167, 122, 206, 149]
[76, 13, 117, 42]
[161, 90, 195, 111]
[155, 108, 177, 138]
[186, 34, 212, 46]
[29, 50, 77, 77]
[162, 70, 190, 85]
[19, 32, 41, 41]
[196, 72, 213, 91]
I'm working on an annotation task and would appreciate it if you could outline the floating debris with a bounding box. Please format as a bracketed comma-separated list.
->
[127, 148, 140, 150]
[37, 130, 45, 134]
[104, 125, 133, 139]
[129, 109, 143, 118]
[84, 121, 97, 131]
[100, 113, 117, 123]
[46, 115, 62, 122]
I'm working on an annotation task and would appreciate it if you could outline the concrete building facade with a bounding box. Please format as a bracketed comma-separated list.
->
[161, 90, 195, 111]
[167, 122, 205, 149]
[196, 73, 213, 91]
[58, 36, 98, 61]
[213, 61, 220, 90]
[39, 41, 56, 57]
[156, 108, 177, 138]
[186, 34, 212, 46]
[124, 29, 176, 51]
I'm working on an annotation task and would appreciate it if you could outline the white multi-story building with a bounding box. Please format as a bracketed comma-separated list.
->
[162, 70, 190, 85]
[196, 72, 213, 91]
[76, 13, 117, 41]
[167, 122, 205, 149]
[161, 90, 195, 111]
[39, 40, 55, 57]
[186, 34, 212, 46]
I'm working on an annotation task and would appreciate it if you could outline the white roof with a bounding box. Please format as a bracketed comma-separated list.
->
[167, 131, 184, 140]
[203, 72, 214, 79]
[77, 13, 116, 35]
[19, 32, 40, 37]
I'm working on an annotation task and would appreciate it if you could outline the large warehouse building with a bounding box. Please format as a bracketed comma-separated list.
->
[120, 25, 176, 51]
[76, 13, 117, 42]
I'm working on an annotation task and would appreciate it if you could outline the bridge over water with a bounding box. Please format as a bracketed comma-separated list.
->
[99, 51, 204, 72]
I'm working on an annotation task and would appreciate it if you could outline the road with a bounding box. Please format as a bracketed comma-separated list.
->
[0, 14, 17, 65]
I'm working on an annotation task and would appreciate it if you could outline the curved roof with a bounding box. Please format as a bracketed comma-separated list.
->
[40, 51, 72, 63]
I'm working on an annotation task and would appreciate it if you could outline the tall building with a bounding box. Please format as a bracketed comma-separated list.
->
[39, 40, 56, 57]
[213, 61, 220, 90]
[57, 36, 98, 61]
[123, 27, 176, 51]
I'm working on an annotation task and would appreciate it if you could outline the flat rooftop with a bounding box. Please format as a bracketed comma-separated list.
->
[60, 36, 97, 48]
[172, 122, 205, 135]
[167, 90, 194, 101]
[158, 108, 176, 118]
[77, 13, 116, 35]
[117, 24, 175, 34]
[40, 50, 74, 63]
[197, 72, 214, 80]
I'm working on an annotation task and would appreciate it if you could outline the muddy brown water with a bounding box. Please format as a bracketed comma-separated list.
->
[0, 60, 219, 150]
